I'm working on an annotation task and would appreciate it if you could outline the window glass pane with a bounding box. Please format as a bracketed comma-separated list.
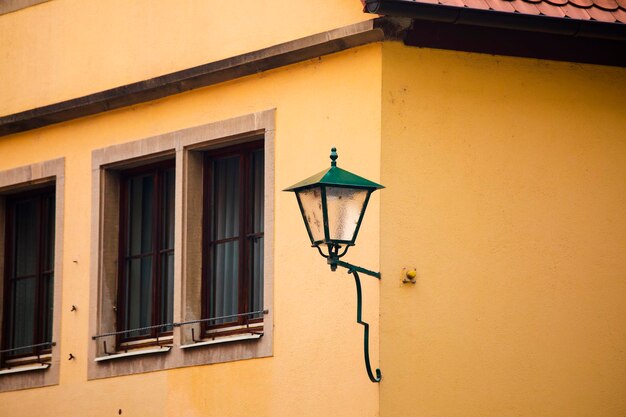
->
[213, 156, 240, 240]
[42, 273, 54, 343]
[249, 237, 264, 318]
[42, 196, 55, 344]
[120, 167, 175, 340]
[8, 277, 37, 355]
[125, 256, 153, 338]
[127, 174, 154, 256]
[44, 194, 55, 272]
[251, 149, 264, 234]
[159, 167, 175, 332]
[4, 192, 55, 359]
[248, 148, 264, 318]
[14, 199, 38, 277]
[162, 168, 175, 251]
[210, 241, 239, 324]
[204, 144, 264, 328]
[160, 252, 174, 331]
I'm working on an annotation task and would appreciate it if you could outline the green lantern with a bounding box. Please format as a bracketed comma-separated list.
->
[284, 147, 384, 383]
[284, 147, 384, 261]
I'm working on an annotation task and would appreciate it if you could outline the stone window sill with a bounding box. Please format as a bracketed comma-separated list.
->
[180, 333, 262, 350]
[0, 363, 50, 376]
[94, 346, 172, 362]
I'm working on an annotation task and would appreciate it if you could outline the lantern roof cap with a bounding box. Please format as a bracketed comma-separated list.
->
[283, 147, 384, 191]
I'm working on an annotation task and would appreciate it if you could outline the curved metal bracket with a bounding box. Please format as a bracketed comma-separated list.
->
[327, 257, 382, 383]
[349, 268, 382, 383]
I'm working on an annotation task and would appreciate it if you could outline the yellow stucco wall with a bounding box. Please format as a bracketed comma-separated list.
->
[380, 42, 626, 417]
[0, 44, 382, 417]
[0, 0, 372, 115]
[3, 1, 626, 413]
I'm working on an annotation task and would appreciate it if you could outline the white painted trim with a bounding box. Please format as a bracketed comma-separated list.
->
[94, 346, 172, 362]
[0, 363, 50, 375]
[180, 333, 262, 349]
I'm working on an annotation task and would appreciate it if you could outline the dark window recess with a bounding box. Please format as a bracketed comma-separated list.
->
[117, 162, 175, 346]
[2, 187, 55, 366]
[202, 141, 264, 336]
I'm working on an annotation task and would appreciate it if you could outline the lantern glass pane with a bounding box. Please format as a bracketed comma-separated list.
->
[326, 186, 368, 242]
[297, 187, 325, 242]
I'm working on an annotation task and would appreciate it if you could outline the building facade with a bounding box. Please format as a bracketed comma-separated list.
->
[0, 1, 625, 416]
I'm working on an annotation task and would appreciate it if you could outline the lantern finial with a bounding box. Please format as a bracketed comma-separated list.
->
[330, 147, 338, 167]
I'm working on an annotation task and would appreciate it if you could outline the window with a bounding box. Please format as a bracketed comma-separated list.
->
[2, 187, 55, 366]
[0, 157, 63, 391]
[89, 110, 274, 380]
[116, 162, 175, 348]
[202, 141, 264, 337]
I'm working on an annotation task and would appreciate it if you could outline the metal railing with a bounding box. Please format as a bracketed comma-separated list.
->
[0, 341, 56, 354]
[91, 309, 268, 340]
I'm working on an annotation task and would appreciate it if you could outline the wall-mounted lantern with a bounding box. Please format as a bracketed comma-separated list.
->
[284, 148, 384, 383]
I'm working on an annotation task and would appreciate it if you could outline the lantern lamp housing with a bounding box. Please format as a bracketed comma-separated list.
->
[284, 148, 384, 260]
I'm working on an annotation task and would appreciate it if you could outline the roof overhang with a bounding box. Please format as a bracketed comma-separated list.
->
[1, 7, 623, 138]
[365, 0, 626, 66]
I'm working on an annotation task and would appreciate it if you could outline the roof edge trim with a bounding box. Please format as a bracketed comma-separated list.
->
[0, 19, 389, 137]
[365, 0, 626, 41]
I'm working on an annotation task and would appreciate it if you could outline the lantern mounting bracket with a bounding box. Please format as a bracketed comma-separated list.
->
[328, 258, 381, 279]
[328, 257, 382, 383]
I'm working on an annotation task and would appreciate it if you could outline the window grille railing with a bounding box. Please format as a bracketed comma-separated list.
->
[0, 341, 56, 354]
[0, 341, 56, 368]
[91, 309, 268, 354]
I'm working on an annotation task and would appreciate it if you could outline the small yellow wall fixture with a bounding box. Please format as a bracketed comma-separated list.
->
[284, 148, 384, 383]
[403, 268, 417, 284]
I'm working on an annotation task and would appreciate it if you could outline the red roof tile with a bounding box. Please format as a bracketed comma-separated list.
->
[485, 0, 517, 11]
[535, 1, 568, 16]
[571, 0, 594, 8]
[593, 0, 619, 10]
[464, 0, 492, 9]
[509, 0, 542, 15]
[587, 4, 617, 18]
[439, 0, 467, 6]
[558, 2, 591, 16]
[613, 7, 626, 19]
[546, 0, 569, 6]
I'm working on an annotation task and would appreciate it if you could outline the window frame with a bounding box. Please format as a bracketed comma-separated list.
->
[115, 160, 175, 348]
[0, 158, 64, 392]
[1, 185, 56, 367]
[201, 140, 265, 335]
